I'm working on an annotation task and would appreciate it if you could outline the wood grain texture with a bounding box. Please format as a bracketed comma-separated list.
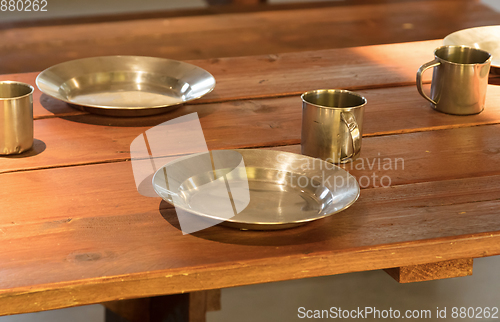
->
[2, 123, 500, 227]
[0, 40, 441, 119]
[0, 154, 500, 303]
[0, 228, 498, 316]
[384, 259, 473, 283]
[2, 83, 500, 175]
[1, 37, 500, 316]
[0, 0, 481, 31]
[272, 124, 500, 188]
[5, 40, 499, 121]
[1, 131, 500, 313]
[1, 0, 499, 74]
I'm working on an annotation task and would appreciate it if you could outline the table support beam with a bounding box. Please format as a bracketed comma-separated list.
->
[102, 289, 221, 322]
[384, 259, 473, 283]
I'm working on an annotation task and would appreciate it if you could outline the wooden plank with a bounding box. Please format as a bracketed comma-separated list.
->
[1, 229, 494, 316]
[1, 122, 499, 228]
[7, 42, 500, 120]
[1, 108, 500, 308]
[6, 42, 500, 121]
[2, 84, 500, 174]
[1, 0, 498, 74]
[0, 175, 499, 316]
[0, 39, 441, 119]
[384, 259, 473, 283]
[0, 0, 475, 31]
[274, 124, 500, 188]
[1, 132, 500, 294]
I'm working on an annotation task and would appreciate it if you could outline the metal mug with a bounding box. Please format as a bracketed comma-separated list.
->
[0, 81, 34, 155]
[417, 45, 491, 115]
[301, 89, 366, 163]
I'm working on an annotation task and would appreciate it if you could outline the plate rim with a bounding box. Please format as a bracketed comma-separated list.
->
[35, 55, 216, 111]
[152, 149, 361, 227]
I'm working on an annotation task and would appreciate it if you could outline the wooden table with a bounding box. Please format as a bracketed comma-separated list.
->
[1, 39, 500, 320]
[3, 0, 500, 75]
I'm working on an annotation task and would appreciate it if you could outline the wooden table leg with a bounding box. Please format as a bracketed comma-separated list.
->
[384, 258, 473, 283]
[489, 70, 500, 85]
[103, 289, 221, 322]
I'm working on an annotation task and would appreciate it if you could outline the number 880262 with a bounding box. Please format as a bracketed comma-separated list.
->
[1, 0, 47, 11]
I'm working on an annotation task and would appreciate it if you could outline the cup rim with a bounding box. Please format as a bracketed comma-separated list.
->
[0, 81, 35, 101]
[434, 45, 492, 66]
[301, 89, 367, 110]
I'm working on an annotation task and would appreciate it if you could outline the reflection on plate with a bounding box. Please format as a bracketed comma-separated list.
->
[444, 26, 500, 68]
[36, 56, 216, 117]
[153, 149, 360, 231]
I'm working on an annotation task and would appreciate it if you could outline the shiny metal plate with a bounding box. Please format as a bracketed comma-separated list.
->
[36, 56, 216, 116]
[152, 149, 360, 230]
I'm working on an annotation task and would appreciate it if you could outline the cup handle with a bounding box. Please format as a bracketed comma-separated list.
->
[416, 58, 440, 105]
[340, 112, 361, 162]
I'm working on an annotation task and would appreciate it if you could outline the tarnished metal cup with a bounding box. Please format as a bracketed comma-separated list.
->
[301, 89, 366, 163]
[0, 81, 34, 155]
[417, 45, 491, 115]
